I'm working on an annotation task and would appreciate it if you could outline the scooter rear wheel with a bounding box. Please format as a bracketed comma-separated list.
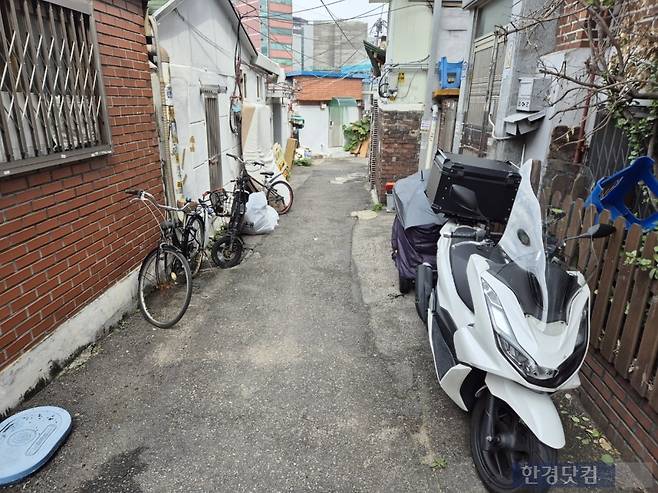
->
[471, 391, 557, 492]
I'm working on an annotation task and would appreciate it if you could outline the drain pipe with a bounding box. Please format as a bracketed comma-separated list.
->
[573, 71, 596, 165]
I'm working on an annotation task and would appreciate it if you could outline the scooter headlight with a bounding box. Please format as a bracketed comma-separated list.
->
[481, 279, 514, 339]
[495, 332, 558, 381]
[482, 278, 558, 382]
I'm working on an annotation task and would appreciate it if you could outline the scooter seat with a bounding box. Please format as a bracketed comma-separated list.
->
[449, 227, 498, 311]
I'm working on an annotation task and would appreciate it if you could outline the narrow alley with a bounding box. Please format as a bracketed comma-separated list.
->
[4, 158, 482, 492]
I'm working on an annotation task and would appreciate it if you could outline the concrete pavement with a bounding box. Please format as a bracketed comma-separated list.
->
[2, 158, 640, 492]
[3, 158, 480, 492]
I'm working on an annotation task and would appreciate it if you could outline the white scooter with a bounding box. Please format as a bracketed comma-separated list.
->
[414, 161, 614, 492]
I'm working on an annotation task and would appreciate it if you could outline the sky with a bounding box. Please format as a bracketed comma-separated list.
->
[292, 0, 387, 28]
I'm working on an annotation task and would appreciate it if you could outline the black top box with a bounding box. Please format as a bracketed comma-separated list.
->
[425, 150, 521, 224]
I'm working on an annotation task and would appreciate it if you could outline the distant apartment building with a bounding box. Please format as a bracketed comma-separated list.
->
[292, 17, 314, 72]
[293, 18, 368, 71]
[312, 21, 368, 70]
[232, 0, 262, 50]
[232, 0, 294, 71]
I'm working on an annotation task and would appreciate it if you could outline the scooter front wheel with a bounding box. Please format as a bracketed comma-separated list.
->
[471, 391, 557, 493]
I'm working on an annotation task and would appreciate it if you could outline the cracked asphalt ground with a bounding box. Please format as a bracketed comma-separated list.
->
[4, 158, 481, 492]
[3, 158, 645, 492]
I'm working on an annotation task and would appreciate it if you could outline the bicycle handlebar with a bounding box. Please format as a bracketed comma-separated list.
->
[226, 153, 265, 168]
[125, 189, 193, 213]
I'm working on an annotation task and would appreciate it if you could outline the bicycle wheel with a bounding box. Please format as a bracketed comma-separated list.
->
[137, 247, 193, 328]
[267, 181, 294, 214]
[210, 235, 244, 269]
[184, 215, 205, 276]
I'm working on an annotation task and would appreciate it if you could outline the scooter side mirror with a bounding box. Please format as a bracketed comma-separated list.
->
[584, 223, 616, 239]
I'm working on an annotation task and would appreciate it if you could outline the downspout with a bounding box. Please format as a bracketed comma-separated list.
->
[573, 70, 595, 165]
[147, 15, 176, 206]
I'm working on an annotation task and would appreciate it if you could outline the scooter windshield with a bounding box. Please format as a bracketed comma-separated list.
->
[492, 160, 552, 327]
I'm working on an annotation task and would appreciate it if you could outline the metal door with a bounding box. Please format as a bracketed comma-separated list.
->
[461, 33, 505, 156]
[329, 104, 344, 148]
[204, 95, 222, 189]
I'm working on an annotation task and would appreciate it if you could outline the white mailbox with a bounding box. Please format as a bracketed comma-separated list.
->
[517, 77, 550, 112]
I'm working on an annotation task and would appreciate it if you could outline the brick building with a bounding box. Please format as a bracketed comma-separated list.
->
[0, 0, 162, 414]
[288, 72, 365, 155]
[552, 1, 658, 481]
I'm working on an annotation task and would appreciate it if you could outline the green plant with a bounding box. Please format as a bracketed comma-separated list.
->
[343, 117, 371, 152]
[372, 202, 384, 212]
[294, 157, 312, 167]
[624, 245, 658, 279]
[430, 457, 447, 470]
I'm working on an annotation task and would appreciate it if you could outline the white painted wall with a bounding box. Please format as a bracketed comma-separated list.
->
[0, 269, 139, 416]
[295, 103, 361, 155]
[383, 0, 432, 105]
[379, 2, 472, 107]
[437, 8, 472, 63]
[156, 0, 274, 200]
[523, 49, 591, 176]
[297, 104, 329, 155]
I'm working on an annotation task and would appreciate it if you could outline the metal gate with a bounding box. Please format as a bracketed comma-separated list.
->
[461, 33, 505, 157]
[204, 95, 222, 189]
[585, 111, 653, 217]
[586, 111, 631, 180]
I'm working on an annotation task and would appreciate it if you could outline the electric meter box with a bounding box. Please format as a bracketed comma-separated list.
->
[516, 77, 550, 112]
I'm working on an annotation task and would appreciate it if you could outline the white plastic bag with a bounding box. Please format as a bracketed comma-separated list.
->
[243, 191, 279, 235]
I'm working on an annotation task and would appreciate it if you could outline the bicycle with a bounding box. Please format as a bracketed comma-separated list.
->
[181, 194, 215, 276]
[227, 153, 294, 215]
[209, 160, 251, 269]
[125, 190, 194, 328]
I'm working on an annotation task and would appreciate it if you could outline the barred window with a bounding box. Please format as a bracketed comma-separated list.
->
[0, 0, 111, 177]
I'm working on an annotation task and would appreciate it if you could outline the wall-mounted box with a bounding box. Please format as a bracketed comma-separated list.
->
[517, 77, 550, 112]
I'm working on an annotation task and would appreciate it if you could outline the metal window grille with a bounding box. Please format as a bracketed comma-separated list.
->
[204, 95, 222, 190]
[0, 0, 111, 177]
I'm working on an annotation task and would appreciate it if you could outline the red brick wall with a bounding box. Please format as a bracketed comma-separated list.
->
[293, 76, 363, 103]
[373, 109, 422, 201]
[579, 351, 658, 481]
[555, 0, 658, 51]
[0, 0, 162, 372]
[555, 1, 590, 51]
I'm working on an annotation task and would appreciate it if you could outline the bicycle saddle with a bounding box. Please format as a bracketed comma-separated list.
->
[260, 171, 274, 177]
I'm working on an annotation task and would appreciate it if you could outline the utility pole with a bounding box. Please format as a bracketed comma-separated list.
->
[418, 0, 443, 171]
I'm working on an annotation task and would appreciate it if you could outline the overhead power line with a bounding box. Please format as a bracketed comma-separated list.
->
[243, 3, 428, 25]
[319, 0, 359, 52]
[236, 0, 348, 18]
[242, 22, 364, 74]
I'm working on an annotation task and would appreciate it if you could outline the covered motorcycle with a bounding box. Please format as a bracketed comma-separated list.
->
[390, 171, 446, 293]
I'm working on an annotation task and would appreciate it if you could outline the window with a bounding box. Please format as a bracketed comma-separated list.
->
[204, 95, 222, 189]
[475, 0, 512, 38]
[0, 0, 111, 177]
